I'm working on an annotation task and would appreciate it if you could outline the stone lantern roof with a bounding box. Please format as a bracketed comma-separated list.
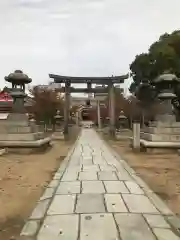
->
[54, 110, 63, 120]
[5, 70, 32, 85]
[119, 110, 127, 119]
[153, 72, 180, 83]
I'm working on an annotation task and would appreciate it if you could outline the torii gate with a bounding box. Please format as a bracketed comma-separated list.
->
[49, 74, 129, 139]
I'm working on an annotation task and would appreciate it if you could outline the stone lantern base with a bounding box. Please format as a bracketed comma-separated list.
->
[0, 113, 51, 148]
[140, 120, 180, 152]
[51, 122, 64, 140]
[115, 129, 132, 140]
[52, 130, 64, 140]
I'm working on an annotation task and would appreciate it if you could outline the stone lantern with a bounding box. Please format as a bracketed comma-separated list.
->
[105, 117, 110, 126]
[52, 110, 64, 140]
[5, 69, 32, 91]
[140, 72, 180, 151]
[116, 110, 131, 140]
[118, 110, 127, 123]
[118, 110, 127, 129]
[54, 110, 63, 131]
[152, 72, 180, 122]
[0, 70, 51, 149]
[5, 70, 32, 118]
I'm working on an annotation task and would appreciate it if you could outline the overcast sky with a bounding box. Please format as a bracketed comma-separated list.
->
[0, 0, 180, 94]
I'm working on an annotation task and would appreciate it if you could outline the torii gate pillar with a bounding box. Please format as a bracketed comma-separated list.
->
[64, 81, 71, 140]
[109, 83, 115, 137]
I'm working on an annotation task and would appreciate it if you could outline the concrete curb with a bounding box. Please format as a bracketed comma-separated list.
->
[0, 137, 51, 148]
[0, 148, 7, 156]
[20, 133, 81, 240]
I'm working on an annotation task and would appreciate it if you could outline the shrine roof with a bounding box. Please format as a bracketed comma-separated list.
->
[49, 74, 129, 84]
[0, 89, 34, 106]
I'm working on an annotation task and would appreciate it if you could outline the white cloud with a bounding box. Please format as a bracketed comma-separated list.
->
[0, 0, 180, 94]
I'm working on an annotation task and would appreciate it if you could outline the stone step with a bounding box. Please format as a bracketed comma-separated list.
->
[145, 127, 180, 134]
[141, 132, 180, 142]
[0, 132, 45, 141]
[0, 125, 38, 133]
[150, 121, 180, 128]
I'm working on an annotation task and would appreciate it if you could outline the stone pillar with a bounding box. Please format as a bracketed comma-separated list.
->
[108, 83, 115, 137]
[64, 81, 71, 140]
[76, 111, 79, 126]
[87, 82, 92, 100]
[132, 123, 140, 150]
[97, 100, 101, 129]
[79, 108, 82, 123]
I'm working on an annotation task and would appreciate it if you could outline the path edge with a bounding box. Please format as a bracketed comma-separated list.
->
[19, 131, 82, 240]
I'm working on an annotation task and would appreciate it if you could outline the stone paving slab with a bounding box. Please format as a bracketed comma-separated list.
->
[56, 181, 81, 194]
[61, 170, 79, 181]
[98, 171, 118, 180]
[37, 215, 79, 240]
[125, 180, 144, 194]
[75, 194, 105, 213]
[104, 180, 129, 193]
[122, 194, 159, 213]
[79, 171, 98, 181]
[115, 213, 156, 240]
[143, 214, 171, 229]
[153, 228, 180, 240]
[81, 158, 93, 166]
[99, 164, 116, 171]
[47, 195, 76, 215]
[80, 213, 119, 240]
[20, 128, 180, 239]
[83, 165, 100, 172]
[116, 170, 133, 181]
[105, 194, 128, 212]
[82, 181, 105, 193]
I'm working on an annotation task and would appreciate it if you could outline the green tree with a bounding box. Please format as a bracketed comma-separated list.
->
[129, 30, 180, 93]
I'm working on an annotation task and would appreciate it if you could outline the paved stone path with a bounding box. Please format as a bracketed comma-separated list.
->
[21, 129, 180, 240]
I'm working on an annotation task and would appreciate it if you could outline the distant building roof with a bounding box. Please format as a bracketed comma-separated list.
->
[0, 89, 34, 107]
[36, 82, 62, 90]
[0, 89, 13, 104]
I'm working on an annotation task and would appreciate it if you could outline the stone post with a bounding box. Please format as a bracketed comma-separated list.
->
[132, 122, 140, 150]
[108, 83, 115, 137]
[79, 108, 82, 123]
[76, 111, 79, 126]
[97, 100, 102, 129]
[64, 81, 71, 140]
[87, 82, 92, 100]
